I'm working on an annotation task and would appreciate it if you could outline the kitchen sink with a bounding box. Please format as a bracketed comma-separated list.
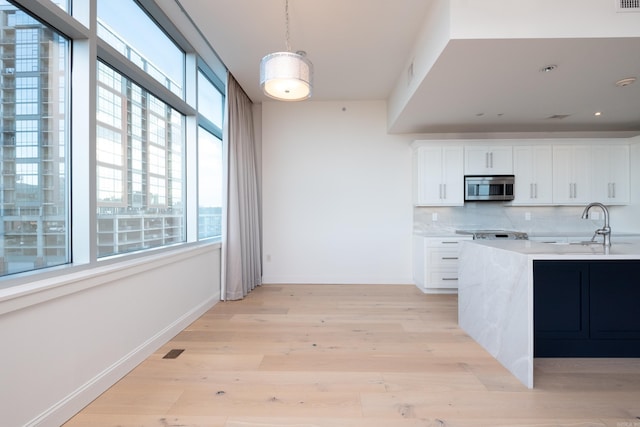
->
[550, 241, 630, 246]
[570, 241, 603, 246]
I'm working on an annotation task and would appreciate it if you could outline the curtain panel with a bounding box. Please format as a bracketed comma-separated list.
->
[223, 73, 262, 300]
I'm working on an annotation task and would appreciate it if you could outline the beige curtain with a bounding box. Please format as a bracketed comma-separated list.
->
[222, 73, 262, 300]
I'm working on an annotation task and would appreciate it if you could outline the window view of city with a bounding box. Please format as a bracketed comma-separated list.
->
[197, 126, 222, 240]
[0, 0, 224, 279]
[0, 4, 69, 276]
[197, 69, 223, 240]
[96, 62, 185, 258]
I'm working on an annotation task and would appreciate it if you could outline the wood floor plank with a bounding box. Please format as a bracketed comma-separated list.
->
[64, 284, 640, 427]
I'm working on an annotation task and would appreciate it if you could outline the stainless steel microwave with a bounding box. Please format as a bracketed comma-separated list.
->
[464, 175, 515, 201]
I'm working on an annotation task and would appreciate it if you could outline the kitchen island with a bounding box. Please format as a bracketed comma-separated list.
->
[457, 238, 640, 388]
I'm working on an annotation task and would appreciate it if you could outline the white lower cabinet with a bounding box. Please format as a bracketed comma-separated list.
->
[413, 236, 472, 293]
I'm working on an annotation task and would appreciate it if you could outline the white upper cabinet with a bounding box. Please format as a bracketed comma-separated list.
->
[552, 145, 592, 204]
[464, 146, 513, 175]
[512, 145, 553, 205]
[413, 140, 630, 208]
[591, 144, 629, 205]
[413, 144, 464, 206]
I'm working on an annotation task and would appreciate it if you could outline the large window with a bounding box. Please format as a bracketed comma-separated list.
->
[96, 62, 185, 257]
[0, 3, 69, 277]
[197, 68, 224, 240]
[198, 128, 222, 239]
[97, 0, 184, 97]
[0, 0, 225, 285]
[198, 70, 224, 129]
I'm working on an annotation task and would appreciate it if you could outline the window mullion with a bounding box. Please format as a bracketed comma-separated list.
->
[70, 2, 98, 265]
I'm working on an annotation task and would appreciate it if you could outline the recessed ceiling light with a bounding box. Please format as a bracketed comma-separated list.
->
[540, 64, 558, 73]
[615, 77, 636, 87]
[594, 111, 602, 116]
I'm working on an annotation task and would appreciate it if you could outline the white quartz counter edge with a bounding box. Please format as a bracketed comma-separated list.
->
[457, 239, 640, 390]
[471, 239, 640, 258]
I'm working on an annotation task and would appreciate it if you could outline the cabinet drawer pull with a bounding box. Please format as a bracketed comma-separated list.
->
[441, 241, 459, 244]
[442, 257, 458, 260]
[442, 277, 458, 281]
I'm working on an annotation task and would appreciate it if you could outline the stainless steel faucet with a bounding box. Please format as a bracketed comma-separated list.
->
[581, 202, 611, 246]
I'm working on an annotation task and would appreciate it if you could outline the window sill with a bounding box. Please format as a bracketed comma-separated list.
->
[0, 241, 222, 316]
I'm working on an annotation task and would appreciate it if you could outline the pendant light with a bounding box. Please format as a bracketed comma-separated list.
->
[260, 0, 313, 101]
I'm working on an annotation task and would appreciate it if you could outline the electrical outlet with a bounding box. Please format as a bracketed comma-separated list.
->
[525, 212, 531, 221]
[432, 212, 438, 221]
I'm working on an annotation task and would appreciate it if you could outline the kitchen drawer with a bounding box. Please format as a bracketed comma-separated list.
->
[424, 237, 470, 248]
[428, 270, 460, 288]
[427, 248, 459, 268]
[414, 236, 471, 293]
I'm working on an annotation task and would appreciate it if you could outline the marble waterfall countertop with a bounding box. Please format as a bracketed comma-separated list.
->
[467, 238, 640, 258]
[456, 238, 640, 389]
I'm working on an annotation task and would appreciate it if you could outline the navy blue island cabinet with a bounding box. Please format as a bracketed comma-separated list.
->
[534, 260, 640, 357]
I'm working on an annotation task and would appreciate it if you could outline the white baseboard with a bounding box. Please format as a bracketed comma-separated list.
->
[27, 295, 219, 427]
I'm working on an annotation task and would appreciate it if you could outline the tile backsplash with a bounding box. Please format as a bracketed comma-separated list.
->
[414, 203, 632, 237]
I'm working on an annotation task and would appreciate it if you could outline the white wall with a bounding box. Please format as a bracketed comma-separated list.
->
[262, 101, 413, 284]
[0, 245, 221, 427]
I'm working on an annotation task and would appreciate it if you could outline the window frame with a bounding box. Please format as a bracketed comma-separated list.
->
[0, 0, 227, 288]
[0, 1, 72, 278]
[196, 60, 225, 241]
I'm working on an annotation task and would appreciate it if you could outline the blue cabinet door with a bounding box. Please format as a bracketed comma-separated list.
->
[534, 260, 640, 357]
[590, 261, 640, 340]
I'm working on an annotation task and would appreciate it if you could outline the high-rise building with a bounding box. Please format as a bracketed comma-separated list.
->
[0, 5, 68, 275]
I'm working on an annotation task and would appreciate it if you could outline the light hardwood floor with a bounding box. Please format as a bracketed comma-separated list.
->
[65, 284, 640, 427]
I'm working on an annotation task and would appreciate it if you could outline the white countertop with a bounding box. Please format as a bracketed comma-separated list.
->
[465, 239, 640, 259]
[458, 237, 640, 389]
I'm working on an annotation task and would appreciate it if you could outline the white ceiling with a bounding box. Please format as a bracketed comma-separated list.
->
[173, 0, 640, 136]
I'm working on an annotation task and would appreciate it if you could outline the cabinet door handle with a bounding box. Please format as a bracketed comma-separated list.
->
[443, 183, 447, 199]
[490, 152, 494, 168]
[612, 182, 616, 198]
[535, 183, 538, 199]
[530, 183, 533, 199]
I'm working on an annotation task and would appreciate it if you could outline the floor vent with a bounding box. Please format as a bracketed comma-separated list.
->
[163, 349, 185, 359]
[546, 114, 571, 120]
[616, 0, 640, 12]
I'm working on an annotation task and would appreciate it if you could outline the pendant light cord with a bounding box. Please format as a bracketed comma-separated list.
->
[285, 0, 291, 52]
